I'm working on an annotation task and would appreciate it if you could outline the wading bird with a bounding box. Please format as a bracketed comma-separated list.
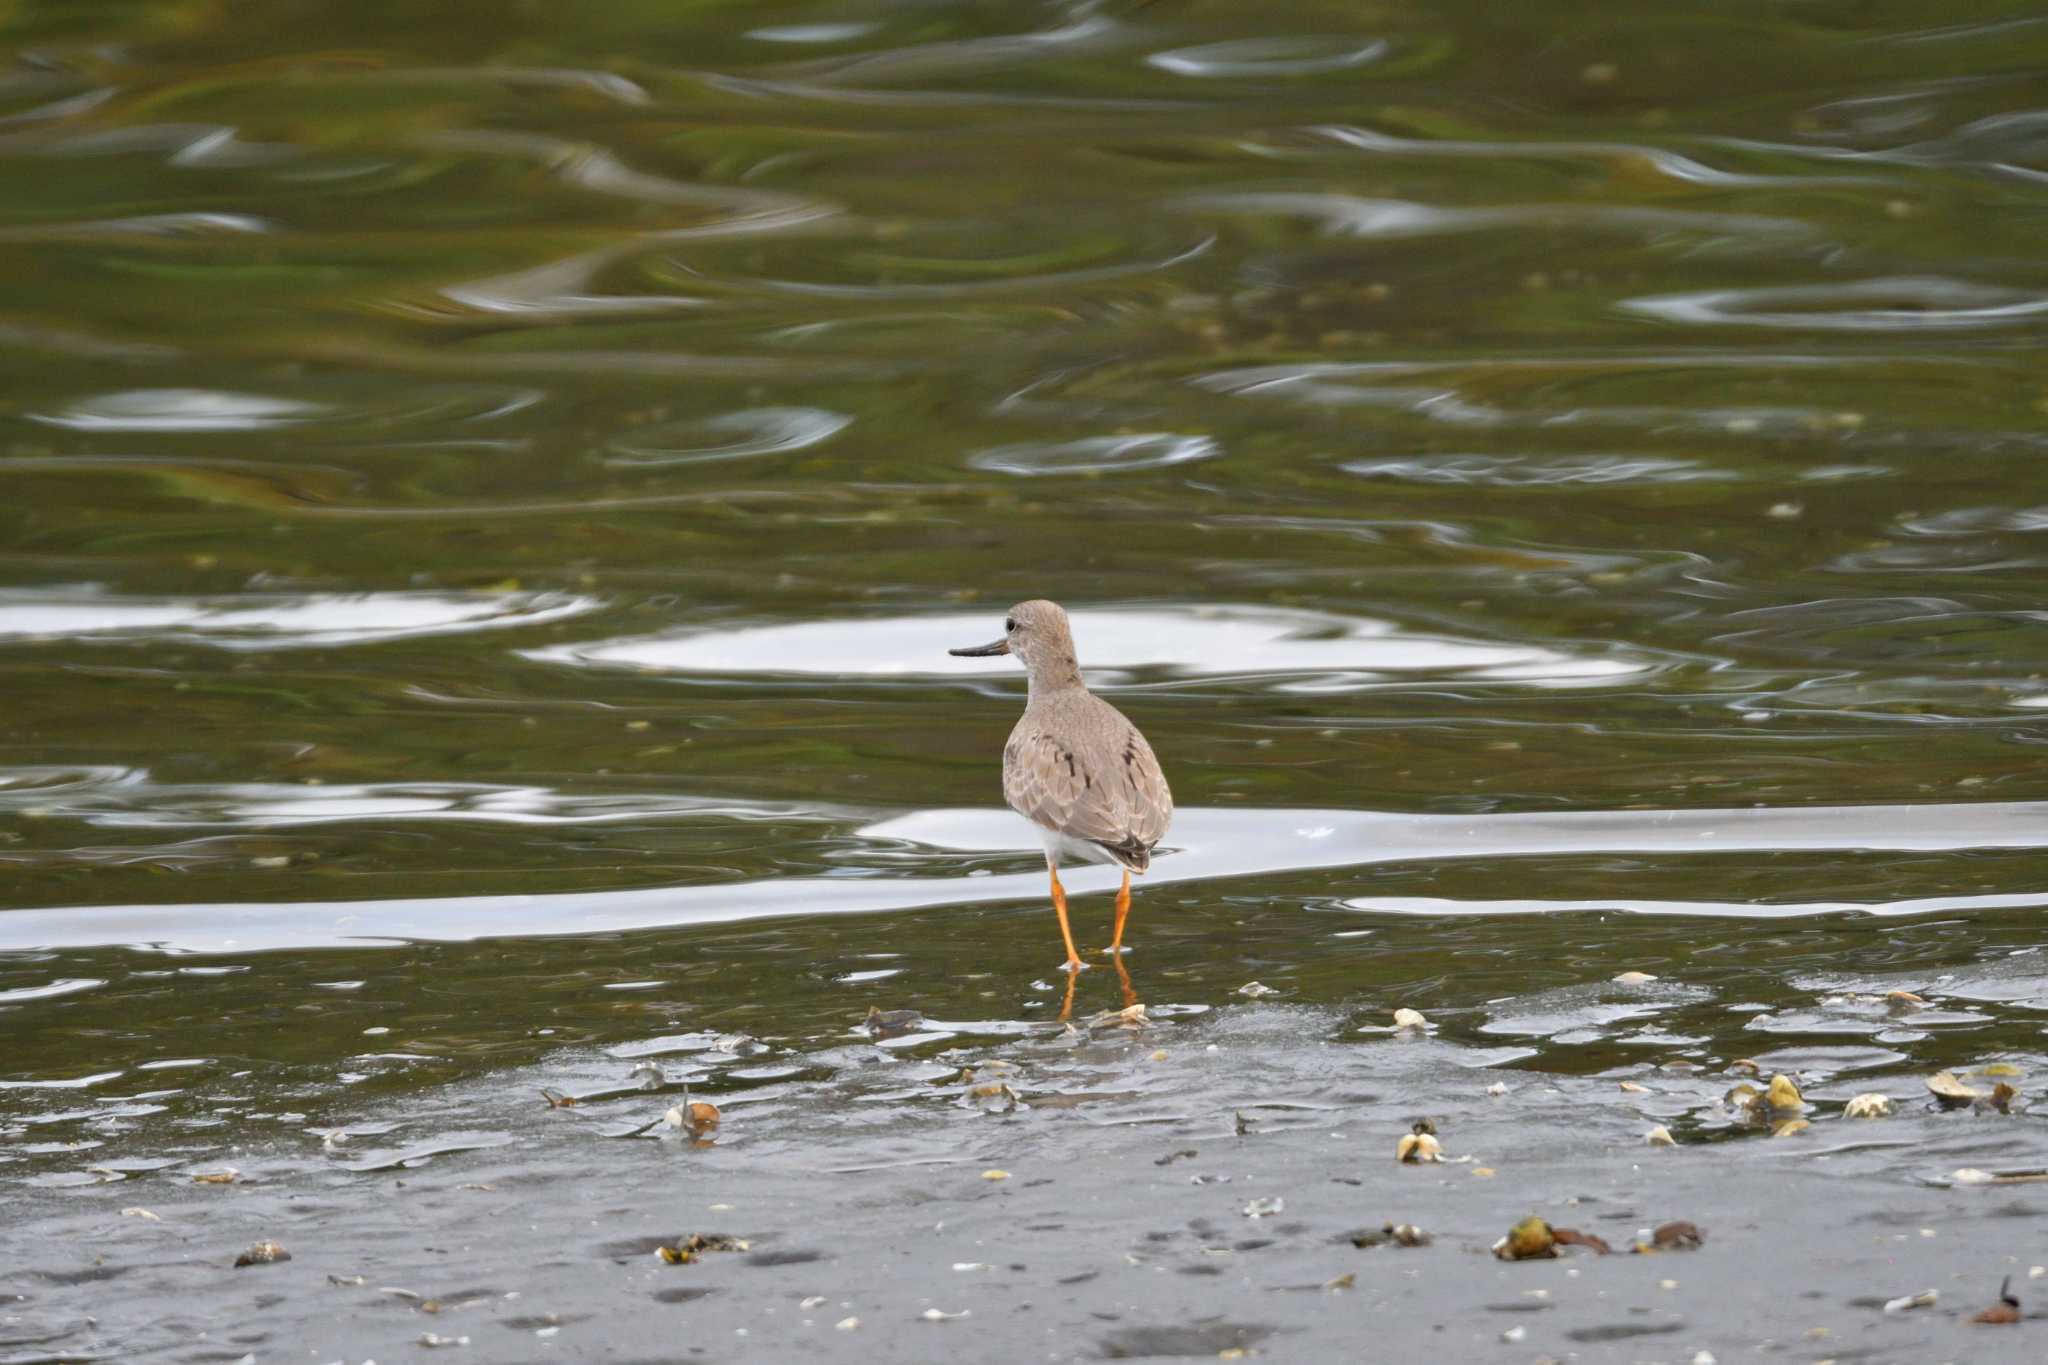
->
[950, 600, 1173, 974]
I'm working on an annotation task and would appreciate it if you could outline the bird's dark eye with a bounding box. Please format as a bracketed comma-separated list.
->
[1004, 617, 1017, 632]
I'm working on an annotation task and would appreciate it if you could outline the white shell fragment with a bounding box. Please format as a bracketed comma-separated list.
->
[1882, 1289, 1938, 1314]
[1843, 1093, 1894, 1119]
[1397, 1132, 1443, 1163]
[1243, 1197, 1285, 1218]
[1926, 1071, 1979, 1106]
[1392, 1007, 1428, 1029]
[1237, 981, 1277, 998]
[1645, 1126, 1676, 1147]
[1613, 971, 1658, 985]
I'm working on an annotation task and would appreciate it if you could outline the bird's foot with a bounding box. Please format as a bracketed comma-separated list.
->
[1100, 944, 1130, 956]
[1061, 957, 1090, 974]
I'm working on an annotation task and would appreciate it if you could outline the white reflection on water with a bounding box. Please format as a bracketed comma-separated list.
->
[523, 604, 1652, 685]
[0, 587, 600, 650]
[29, 388, 322, 431]
[0, 770, 852, 829]
[1147, 37, 1388, 78]
[1622, 276, 2048, 331]
[6, 798, 2048, 953]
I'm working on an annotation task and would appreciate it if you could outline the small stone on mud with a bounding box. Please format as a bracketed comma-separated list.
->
[1396, 1130, 1442, 1164]
[1843, 1092, 1893, 1118]
[1882, 1289, 1938, 1314]
[1976, 1081, 2018, 1115]
[1243, 1197, 1284, 1219]
[663, 1098, 720, 1135]
[835, 1317, 860, 1331]
[656, 1233, 749, 1264]
[1766, 1074, 1804, 1111]
[1494, 1216, 1556, 1261]
[1618, 1080, 1649, 1094]
[1237, 981, 1276, 998]
[971, 1082, 1021, 1114]
[1551, 1226, 1612, 1255]
[862, 1006, 922, 1039]
[1651, 1221, 1703, 1250]
[233, 1240, 290, 1267]
[1969, 1277, 2021, 1324]
[1612, 971, 1657, 985]
[1645, 1126, 1676, 1147]
[981, 1169, 1010, 1181]
[1392, 1007, 1427, 1029]
[1927, 1071, 1979, 1107]
[920, 1308, 970, 1322]
[1086, 1003, 1148, 1029]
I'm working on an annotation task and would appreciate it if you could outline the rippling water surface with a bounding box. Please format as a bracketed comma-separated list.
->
[5, 0, 2048, 1332]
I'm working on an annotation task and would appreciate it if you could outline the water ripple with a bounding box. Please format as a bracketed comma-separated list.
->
[10, 799, 2048, 952]
[1147, 37, 1388, 78]
[1311, 124, 1889, 188]
[0, 770, 851, 830]
[1342, 455, 1729, 487]
[523, 604, 1655, 686]
[966, 432, 1218, 476]
[1179, 191, 1811, 242]
[1623, 276, 2048, 330]
[29, 388, 323, 432]
[0, 587, 600, 650]
[608, 407, 851, 466]
[0, 212, 269, 242]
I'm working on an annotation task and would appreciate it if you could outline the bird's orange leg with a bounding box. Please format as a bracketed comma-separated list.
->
[1049, 863, 1085, 973]
[1107, 868, 1134, 956]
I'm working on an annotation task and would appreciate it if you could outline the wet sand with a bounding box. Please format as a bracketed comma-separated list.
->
[4, 1005, 2041, 1362]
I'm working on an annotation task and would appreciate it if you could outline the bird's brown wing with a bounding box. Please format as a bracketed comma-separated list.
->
[1003, 700, 1172, 865]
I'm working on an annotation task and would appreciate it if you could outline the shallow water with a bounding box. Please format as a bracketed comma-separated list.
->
[3, 0, 2048, 1354]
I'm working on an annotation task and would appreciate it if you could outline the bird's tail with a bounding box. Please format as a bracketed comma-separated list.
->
[1098, 838, 1151, 873]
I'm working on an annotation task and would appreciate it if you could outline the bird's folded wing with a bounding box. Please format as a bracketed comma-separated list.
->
[1004, 728, 1140, 848]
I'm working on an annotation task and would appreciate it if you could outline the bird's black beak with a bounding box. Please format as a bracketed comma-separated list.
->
[949, 637, 1010, 657]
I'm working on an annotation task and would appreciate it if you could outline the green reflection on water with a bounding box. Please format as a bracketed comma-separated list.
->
[3, 0, 2048, 1121]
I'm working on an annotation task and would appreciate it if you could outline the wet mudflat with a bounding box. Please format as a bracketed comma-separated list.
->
[7, 1003, 2047, 1362]
[7, 0, 2048, 1357]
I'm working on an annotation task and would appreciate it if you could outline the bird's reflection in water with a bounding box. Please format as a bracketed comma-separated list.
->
[1055, 954, 1140, 1021]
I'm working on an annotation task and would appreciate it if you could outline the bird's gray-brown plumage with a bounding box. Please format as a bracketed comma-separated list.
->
[1002, 688, 1171, 872]
[950, 599, 1172, 972]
